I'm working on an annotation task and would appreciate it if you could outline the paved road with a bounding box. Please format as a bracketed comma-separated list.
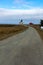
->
[0, 27, 43, 65]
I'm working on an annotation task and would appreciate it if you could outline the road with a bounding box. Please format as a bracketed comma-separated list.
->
[0, 27, 43, 65]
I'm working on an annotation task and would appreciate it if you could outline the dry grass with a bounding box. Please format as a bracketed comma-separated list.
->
[31, 24, 43, 40]
[0, 24, 43, 40]
[0, 25, 28, 40]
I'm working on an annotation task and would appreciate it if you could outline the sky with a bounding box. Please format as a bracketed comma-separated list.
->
[0, 0, 43, 24]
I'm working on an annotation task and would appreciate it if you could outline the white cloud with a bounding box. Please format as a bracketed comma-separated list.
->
[0, 8, 43, 16]
[0, 8, 43, 23]
[0, 8, 43, 24]
[13, 0, 33, 9]
[13, 0, 31, 5]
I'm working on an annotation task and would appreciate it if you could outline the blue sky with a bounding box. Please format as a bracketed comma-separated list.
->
[0, 0, 13, 9]
[0, 0, 43, 24]
[0, 0, 43, 9]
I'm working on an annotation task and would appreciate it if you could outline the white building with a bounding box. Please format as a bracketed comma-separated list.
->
[41, 26, 43, 29]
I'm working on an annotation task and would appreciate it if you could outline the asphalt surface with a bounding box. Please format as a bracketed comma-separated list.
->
[0, 27, 43, 65]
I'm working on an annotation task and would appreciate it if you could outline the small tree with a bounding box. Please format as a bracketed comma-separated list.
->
[40, 20, 43, 26]
[21, 19, 23, 22]
[19, 19, 23, 25]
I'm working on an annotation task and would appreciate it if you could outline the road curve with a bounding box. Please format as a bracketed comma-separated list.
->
[0, 27, 43, 65]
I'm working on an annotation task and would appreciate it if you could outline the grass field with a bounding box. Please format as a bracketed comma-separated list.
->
[0, 24, 43, 40]
[0, 24, 28, 40]
[31, 24, 43, 40]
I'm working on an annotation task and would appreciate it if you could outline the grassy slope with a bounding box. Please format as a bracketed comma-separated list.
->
[31, 25, 43, 40]
[0, 25, 28, 40]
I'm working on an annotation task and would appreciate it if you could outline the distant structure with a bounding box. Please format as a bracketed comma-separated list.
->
[19, 19, 23, 25]
[29, 22, 33, 25]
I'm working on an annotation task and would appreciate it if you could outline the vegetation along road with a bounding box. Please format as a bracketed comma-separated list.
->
[0, 27, 43, 65]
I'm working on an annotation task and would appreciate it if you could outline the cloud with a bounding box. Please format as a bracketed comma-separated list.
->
[13, 0, 33, 9]
[0, 8, 43, 16]
[0, 0, 43, 24]
[15, 0, 32, 5]
[13, 0, 43, 10]
[0, 8, 43, 24]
